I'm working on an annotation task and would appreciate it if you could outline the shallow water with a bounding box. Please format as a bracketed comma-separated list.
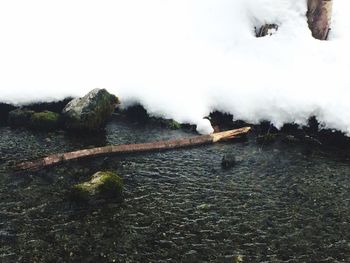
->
[0, 118, 349, 262]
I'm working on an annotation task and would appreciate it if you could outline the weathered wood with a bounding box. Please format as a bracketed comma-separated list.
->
[15, 127, 251, 171]
[307, 0, 333, 40]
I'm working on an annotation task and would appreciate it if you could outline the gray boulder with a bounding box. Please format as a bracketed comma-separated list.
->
[62, 89, 119, 131]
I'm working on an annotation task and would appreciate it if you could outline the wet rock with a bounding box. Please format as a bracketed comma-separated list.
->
[29, 111, 61, 130]
[62, 89, 119, 131]
[221, 154, 237, 169]
[8, 108, 35, 127]
[70, 171, 123, 202]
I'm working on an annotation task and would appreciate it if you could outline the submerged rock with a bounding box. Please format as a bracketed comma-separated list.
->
[70, 171, 123, 202]
[8, 109, 35, 127]
[62, 89, 119, 131]
[221, 154, 237, 169]
[30, 111, 61, 130]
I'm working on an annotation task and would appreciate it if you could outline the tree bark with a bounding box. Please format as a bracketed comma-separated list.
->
[14, 127, 251, 171]
[307, 0, 333, 40]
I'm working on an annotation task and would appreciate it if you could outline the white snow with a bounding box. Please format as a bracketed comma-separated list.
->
[0, 0, 349, 134]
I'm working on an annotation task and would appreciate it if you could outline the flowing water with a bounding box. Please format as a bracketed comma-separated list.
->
[0, 118, 349, 262]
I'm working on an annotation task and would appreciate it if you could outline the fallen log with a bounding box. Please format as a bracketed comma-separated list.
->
[15, 127, 251, 171]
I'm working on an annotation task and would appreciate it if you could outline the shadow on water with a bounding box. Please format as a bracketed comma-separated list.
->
[0, 119, 349, 262]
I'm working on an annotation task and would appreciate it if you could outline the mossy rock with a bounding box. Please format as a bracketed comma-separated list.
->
[8, 109, 35, 127]
[70, 171, 123, 202]
[29, 111, 61, 130]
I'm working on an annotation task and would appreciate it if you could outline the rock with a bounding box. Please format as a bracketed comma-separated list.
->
[29, 111, 61, 130]
[8, 109, 35, 127]
[62, 89, 119, 131]
[70, 171, 123, 202]
[221, 154, 237, 169]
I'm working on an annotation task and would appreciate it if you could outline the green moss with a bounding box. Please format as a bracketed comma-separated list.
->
[70, 171, 123, 202]
[30, 111, 60, 130]
[167, 120, 181, 130]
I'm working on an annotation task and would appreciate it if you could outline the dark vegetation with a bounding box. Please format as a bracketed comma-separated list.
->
[1, 97, 350, 150]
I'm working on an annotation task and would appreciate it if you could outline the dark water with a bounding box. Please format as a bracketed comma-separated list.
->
[0, 118, 349, 262]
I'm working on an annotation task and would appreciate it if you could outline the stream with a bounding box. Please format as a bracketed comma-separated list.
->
[0, 117, 349, 262]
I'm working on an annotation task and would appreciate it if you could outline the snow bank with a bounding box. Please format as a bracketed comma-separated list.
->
[0, 0, 349, 134]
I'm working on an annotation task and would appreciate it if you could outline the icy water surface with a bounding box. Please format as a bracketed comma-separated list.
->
[0, 118, 349, 262]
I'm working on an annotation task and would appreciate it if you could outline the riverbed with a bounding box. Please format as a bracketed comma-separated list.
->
[0, 117, 349, 262]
